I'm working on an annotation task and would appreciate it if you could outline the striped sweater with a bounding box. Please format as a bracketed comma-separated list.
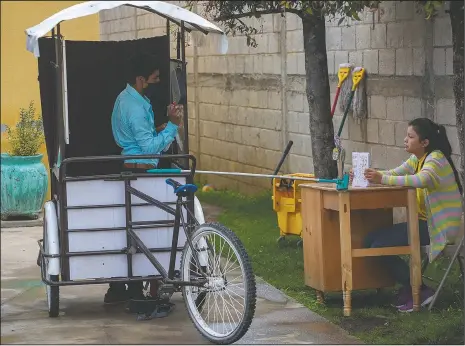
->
[380, 150, 463, 262]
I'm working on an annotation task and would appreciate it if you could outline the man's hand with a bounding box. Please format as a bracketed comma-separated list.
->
[364, 168, 382, 184]
[168, 104, 182, 126]
[156, 123, 167, 132]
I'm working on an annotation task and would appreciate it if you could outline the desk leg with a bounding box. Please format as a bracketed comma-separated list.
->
[407, 189, 421, 312]
[338, 192, 352, 317]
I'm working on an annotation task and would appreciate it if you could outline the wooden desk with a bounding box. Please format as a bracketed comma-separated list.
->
[300, 183, 421, 316]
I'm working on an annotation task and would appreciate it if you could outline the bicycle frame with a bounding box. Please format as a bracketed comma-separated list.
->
[38, 154, 208, 288]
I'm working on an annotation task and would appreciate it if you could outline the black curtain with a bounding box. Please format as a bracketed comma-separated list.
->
[38, 36, 170, 176]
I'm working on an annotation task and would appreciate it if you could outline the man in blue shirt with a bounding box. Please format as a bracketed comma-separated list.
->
[112, 53, 182, 170]
[105, 54, 181, 304]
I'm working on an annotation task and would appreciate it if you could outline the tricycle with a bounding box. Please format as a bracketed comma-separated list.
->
[26, 1, 256, 344]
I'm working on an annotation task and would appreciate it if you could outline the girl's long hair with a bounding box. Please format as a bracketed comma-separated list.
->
[409, 118, 463, 195]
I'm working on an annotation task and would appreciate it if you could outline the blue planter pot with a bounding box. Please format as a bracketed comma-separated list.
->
[1, 153, 48, 220]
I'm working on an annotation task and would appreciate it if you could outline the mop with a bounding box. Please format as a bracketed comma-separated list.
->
[332, 67, 366, 176]
[331, 63, 352, 117]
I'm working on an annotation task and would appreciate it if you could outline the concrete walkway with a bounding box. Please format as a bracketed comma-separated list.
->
[1, 226, 360, 344]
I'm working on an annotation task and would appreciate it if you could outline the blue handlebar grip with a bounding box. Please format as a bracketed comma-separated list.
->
[146, 168, 182, 174]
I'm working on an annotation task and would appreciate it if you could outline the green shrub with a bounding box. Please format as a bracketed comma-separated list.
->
[6, 101, 45, 156]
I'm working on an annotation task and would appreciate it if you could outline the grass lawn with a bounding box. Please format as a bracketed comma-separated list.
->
[196, 188, 464, 345]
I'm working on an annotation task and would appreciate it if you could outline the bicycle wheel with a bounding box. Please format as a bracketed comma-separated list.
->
[181, 222, 256, 344]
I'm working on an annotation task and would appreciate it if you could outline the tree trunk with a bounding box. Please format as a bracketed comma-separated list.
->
[301, 15, 338, 179]
[449, 1, 464, 188]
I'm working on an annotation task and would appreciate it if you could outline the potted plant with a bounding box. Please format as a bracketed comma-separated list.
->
[1, 101, 48, 220]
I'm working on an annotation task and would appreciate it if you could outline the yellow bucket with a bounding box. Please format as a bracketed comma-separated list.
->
[271, 173, 315, 245]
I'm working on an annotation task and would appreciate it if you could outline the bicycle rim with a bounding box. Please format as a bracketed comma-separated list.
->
[181, 223, 256, 344]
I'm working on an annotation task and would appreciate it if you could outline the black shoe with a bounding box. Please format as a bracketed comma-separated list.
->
[104, 289, 129, 304]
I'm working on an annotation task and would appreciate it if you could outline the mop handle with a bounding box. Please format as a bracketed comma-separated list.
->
[147, 168, 324, 183]
[337, 91, 355, 137]
[331, 87, 341, 117]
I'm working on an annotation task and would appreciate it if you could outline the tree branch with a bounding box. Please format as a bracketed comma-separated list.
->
[215, 8, 302, 21]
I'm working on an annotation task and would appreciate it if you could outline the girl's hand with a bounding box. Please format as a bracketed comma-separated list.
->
[364, 168, 382, 184]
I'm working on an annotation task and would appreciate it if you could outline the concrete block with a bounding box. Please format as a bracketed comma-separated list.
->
[244, 56, 254, 74]
[268, 33, 280, 54]
[379, 1, 396, 23]
[434, 16, 452, 47]
[348, 117, 365, 142]
[334, 51, 349, 69]
[395, 1, 414, 21]
[297, 53, 306, 75]
[261, 109, 282, 130]
[288, 133, 312, 157]
[253, 55, 263, 74]
[378, 49, 395, 75]
[367, 119, 379, 143]
[433, 48, 446, 76]
[435, 98, 456, 126]
[327, 51, 335, 75]
[289, 154, 313, 174]
[263, 54, 281, 75]
[404, 21, 426, 48]
[387, 22, 404, 48]
[326, 27, 342, 51]
[108, 32, 137, 41]
[413, 48, 425, 76]
[395, 48, 413, 75]
[395, 121, 407, 147]
[370, 95, 387, 119]
[288, 111, 310, 135]
[241, 127, 261, 147]
[286, 30, 303, 53]
[371, 24, 386, 49]
[259, 129, 283, 151]
[257, 90, 269, 109]
[403, 97, 422, 121]
[273, 13, 283, 33]
[342, 26, 356, 50]
[117, 17, 136, 32]
[235, 56, 246, 74]
[288, 53, 298, 75]
[262, 14, 275, 33]
[387, 146, 409, 168]
[349, 51, 363, 67]
[370, 144, 388, 169]
[386, 96, 403, 121]
[356, 25, 371, 50]
[268, 91, 282, 110]
[378, 120, 396, 146]
[363, 50, 379, 74]
[137, 28, 156, 39]
[287, 92, 305, 112]
[445, 47, 453, 75]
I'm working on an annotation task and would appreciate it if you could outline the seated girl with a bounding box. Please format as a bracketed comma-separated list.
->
[362, 118, 463, 312]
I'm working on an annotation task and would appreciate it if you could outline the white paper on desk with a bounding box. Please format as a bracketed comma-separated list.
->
[352, 152, 370, 188]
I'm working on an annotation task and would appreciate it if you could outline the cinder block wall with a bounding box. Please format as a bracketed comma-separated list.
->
[100, 1, 460, 197]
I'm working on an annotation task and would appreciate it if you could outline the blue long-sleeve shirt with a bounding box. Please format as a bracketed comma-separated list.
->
[111, 84, 178, 166]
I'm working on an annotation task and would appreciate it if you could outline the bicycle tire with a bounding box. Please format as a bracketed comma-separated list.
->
[181, 222, 256, 344]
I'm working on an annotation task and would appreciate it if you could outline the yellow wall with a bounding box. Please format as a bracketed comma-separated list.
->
[1, 1, 99, 199]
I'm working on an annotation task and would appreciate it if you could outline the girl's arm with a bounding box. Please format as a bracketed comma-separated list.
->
[381, 157, 441, 188]
[379, 156, 416, 176]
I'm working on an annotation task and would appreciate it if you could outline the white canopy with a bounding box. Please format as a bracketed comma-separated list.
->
[26, 0, 227, 57]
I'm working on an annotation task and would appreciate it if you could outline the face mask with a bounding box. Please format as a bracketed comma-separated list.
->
[144, 83, 158, 98]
